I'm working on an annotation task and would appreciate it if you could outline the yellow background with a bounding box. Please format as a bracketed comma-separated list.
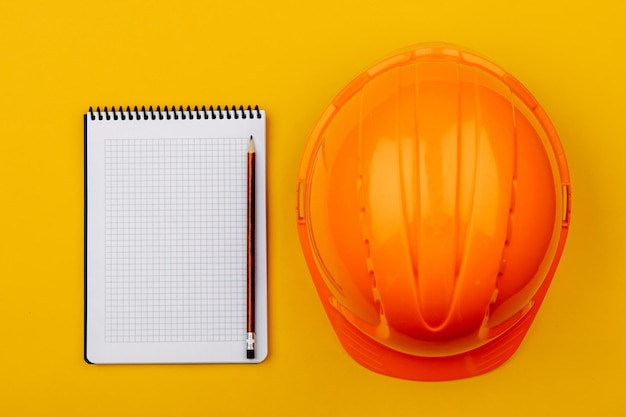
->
[1, 0, 625, 415]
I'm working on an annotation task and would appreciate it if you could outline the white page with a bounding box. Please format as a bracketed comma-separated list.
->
[85, 107, 267, 364]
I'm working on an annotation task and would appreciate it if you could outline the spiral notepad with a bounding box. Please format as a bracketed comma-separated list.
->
[84, 105, 267, 364]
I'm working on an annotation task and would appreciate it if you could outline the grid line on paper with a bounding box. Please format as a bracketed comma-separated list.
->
[103, 137, 248, 344]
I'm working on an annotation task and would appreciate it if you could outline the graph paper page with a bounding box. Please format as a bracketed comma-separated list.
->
[85, 109, 267, 364]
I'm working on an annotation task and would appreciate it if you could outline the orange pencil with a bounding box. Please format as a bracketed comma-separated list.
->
[246, 136, 256, 359]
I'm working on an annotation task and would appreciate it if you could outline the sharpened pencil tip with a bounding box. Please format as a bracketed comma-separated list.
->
[248, 136, 255, 153]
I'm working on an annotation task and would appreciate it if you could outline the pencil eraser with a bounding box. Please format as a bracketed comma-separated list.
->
[247, 350, 255, 359]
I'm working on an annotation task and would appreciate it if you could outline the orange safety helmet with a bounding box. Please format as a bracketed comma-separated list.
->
[296, 45, 571, 381]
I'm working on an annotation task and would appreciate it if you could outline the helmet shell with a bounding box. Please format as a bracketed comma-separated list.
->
[297, 45, 571, 380]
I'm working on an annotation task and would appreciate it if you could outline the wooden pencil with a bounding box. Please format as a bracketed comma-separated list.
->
[246, 136, 256, 359]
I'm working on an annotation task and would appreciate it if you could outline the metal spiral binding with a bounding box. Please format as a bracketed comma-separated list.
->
[88, 105, 262, 121]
